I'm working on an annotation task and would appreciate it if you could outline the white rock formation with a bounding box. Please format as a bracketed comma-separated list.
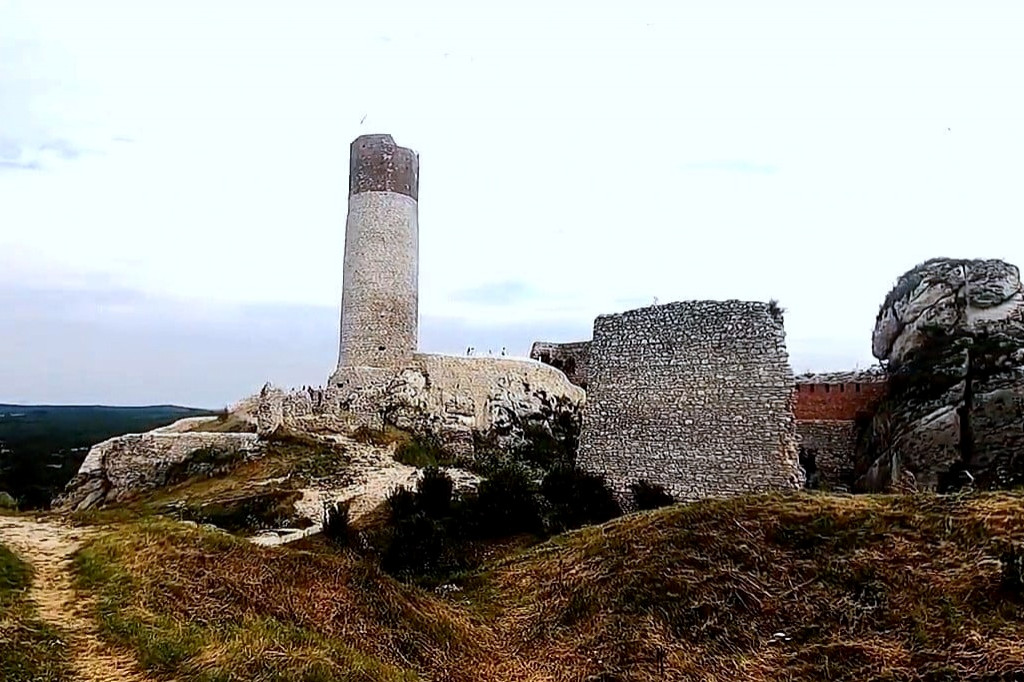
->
[263, 353, 585, 464]
[53, 420, 263, 512]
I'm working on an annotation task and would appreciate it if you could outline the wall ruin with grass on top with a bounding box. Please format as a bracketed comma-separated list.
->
[578, 300, 803, 502]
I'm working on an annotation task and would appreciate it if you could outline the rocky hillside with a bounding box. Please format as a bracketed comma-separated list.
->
[50, 491, 1024, 681]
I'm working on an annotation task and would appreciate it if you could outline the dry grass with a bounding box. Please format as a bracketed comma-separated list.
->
[187, 414, 257, 434]
[477, 491, 1024, 680]
[72, 491, 1024, 681]
[73, 521, 490, 681]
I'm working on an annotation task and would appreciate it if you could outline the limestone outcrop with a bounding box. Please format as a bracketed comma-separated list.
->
[53, 421, 264, 511]
[263, 354, 585, 465]
[859, 258, 1024, 491]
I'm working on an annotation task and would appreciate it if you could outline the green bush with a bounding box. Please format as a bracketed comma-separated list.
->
[380, 478, 464, 581]
[416, 466, 455, 519]
[541, 465, 621, 533]
[629, 480, 675, 511]
[372, 463, 622, 584]
[393, 437, 456, 468]
[470, 463, 543, 538]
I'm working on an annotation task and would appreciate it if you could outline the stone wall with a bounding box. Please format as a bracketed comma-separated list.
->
[794, 369, 887, 420]
[530, 341, 591, 389]
[336, 134, 419, 371]
[796, 420, 858, 491]
[578, 300, 803, 503]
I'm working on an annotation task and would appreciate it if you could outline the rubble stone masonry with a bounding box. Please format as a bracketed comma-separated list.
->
[530, 341, 591, 389]
[336, 134, 419, 370]
[578, 300, 803, 503]
[793, 370, 888, 490]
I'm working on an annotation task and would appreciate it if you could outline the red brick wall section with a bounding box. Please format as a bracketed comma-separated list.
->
[793, 381, 887, 421]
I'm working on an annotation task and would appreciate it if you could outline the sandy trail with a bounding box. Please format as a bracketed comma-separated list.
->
[0, 515, 155, 682]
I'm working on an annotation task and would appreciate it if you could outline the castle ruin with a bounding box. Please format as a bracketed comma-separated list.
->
[55, 134, 1024, 513]
[326, 134, 833, 501]
[335, 134, 419, 371]
[577, 301, 804, 501]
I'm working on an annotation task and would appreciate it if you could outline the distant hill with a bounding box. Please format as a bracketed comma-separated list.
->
[0, 404, 216, 509]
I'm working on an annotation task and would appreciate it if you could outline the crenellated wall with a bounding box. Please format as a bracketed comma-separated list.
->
[794, 370, 888, 421]
[793, 369, 887, 490]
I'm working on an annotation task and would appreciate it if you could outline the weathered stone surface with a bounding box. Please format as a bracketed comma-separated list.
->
[336, 134, 419, 371]
[53, 422, 263, 511]
[530, 341, 591, 389]
[578, 300, 803, 503]
[275, 353, 584, 464]
[860, 258, 1024, 491]
[348, 134, 419, 200]
[796, 420, 858, 491]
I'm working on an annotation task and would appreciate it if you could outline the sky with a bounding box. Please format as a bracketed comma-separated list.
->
[2, 1, 1023, 407]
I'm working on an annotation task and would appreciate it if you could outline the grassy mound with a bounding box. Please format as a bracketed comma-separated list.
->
[0, 544, 71, 681]
[73, 521, 489, 681]
[71, 491, 1024, 681]
[478, 491, 1024, 680]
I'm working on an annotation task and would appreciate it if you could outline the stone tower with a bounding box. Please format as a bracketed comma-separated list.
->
[335, 134, 419, 371]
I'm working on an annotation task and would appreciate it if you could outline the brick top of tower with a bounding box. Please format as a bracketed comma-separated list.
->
[349, 134, 419, 201]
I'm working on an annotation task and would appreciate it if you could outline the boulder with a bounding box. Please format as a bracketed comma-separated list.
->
[859, 258, 1024, 491]
[53, 424, 263, 511]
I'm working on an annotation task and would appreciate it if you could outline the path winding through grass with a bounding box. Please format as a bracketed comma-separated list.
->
[0, 516, 155, 682]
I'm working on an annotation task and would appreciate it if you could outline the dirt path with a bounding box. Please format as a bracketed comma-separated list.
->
[0, 515, 155, 682]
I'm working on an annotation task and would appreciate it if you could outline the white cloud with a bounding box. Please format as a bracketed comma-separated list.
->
[2, 0, 1023, 403]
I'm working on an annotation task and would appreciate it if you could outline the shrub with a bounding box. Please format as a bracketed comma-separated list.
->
[322, 500, 352, 547]
[393, 437, 456, 468]
[0, 491, 17, 510]
[541, 465, 622, 533]
[416, 467, 454, 519]
[385, 486, 419, 523]
[380, 483, 463, 582]
[469, 463, 543, 538]
[629, 480, 675, 510]
[1000, 543, 1024, 595]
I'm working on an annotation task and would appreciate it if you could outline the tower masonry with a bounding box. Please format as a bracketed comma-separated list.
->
[336, 134, 419, 370]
